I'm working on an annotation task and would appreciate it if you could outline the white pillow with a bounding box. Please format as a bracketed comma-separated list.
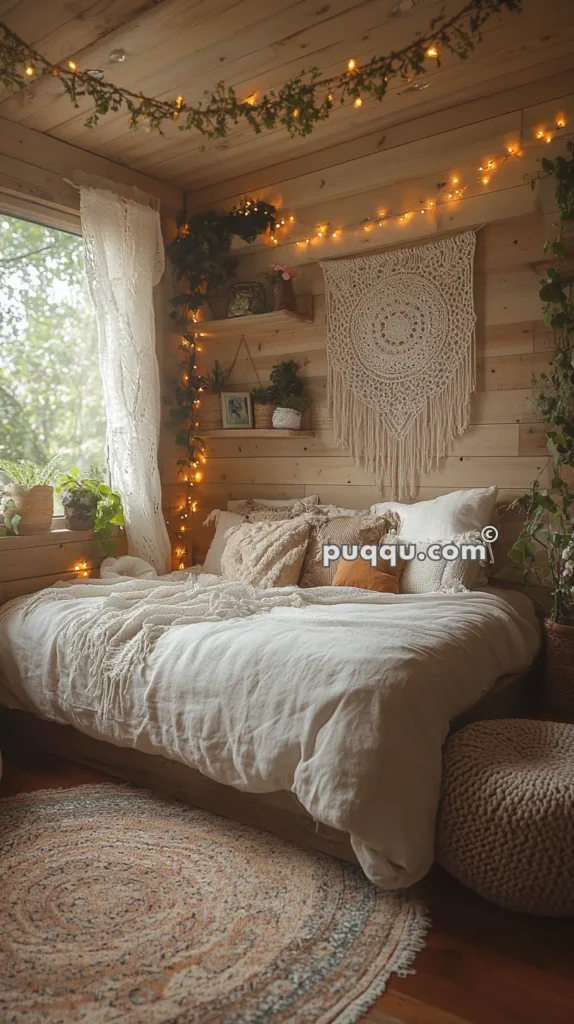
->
[202, 510, 245, 574]
[228, 495, 319, 512]
[398, 532, 487, 594]
[370, 487, 498, 540]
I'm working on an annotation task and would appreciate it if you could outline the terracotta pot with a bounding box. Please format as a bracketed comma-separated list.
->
[272, 407, 301, 430]
[199, 393, 223, 431]
[273, 278, 297, 312]
[544, 617, 574, 714]
[5, 483, 53, 534]
[254, 402, 274, 429]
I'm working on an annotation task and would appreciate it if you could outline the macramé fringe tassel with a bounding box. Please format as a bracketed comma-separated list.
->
[329, 348, 474, 500]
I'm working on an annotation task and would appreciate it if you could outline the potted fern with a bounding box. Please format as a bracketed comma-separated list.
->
[499, 141, 574, 711]
[250, 386, 275, 429]
[0, 456, 61, 534]
[198, 360, 233, 430]
[268, 360, 310, 430]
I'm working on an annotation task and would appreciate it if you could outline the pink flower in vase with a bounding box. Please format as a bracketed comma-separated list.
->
[272, 263, 296, 280]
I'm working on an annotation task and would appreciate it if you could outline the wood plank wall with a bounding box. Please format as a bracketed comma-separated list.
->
[161, 74, 574, 565]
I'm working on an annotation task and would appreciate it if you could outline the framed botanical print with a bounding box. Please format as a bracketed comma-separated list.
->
[221, 392, 253, 429]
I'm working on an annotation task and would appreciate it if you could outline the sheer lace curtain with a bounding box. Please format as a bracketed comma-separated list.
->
[80, 186, 171, 573]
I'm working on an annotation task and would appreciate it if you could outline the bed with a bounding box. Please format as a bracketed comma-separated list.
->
[0, 571, 540, 889]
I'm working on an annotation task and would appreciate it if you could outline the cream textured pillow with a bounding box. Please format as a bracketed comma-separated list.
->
[399, 532, 487, 594]
[202, 510, 245, 574]
[299, 511, 401, 588]
[220, 518, 311, 588]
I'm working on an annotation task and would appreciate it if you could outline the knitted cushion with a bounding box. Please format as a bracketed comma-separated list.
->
[299, 511, 401, 588]
[220, 518, 311, 588]
[436, 720, 574, 917]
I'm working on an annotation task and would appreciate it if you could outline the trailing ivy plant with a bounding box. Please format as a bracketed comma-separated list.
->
[0, 3, 523, 139]
[165, 199, 276, 480]
[499, 141, 574, 623]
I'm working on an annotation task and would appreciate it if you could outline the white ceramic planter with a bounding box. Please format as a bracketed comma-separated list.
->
[272, 407, 301, 430]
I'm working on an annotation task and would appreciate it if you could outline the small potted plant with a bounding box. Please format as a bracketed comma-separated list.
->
[0, 456, 61, 534]
[268, 360, 310, 430]
[58, 469, 125, 554]
[198, 360, 233, 430]
[250, 386, 275, 429]
[268, 263, 297, 312]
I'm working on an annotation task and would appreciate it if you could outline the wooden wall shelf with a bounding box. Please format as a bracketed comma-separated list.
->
[203, 429, 315, 438]
[197, 307, 313, 336]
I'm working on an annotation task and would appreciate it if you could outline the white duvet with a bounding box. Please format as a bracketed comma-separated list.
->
[0, 572, 539, 888]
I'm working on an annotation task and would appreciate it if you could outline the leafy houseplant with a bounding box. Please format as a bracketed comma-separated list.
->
[268, 263, 297, 312]
[57, 470, 124, 554]
[251, 386, 275, 429]
[499, 140, 574, 710]
[0, 456, 61, 535]
[268, 360, 310, 430]
[197, 360, 233, 431]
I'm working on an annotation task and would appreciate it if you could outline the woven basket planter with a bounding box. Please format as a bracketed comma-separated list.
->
[272, 407, 301, 430]
[6, 484, 54, 535]
[544, 618, 574, 714]
[199, 393, 223, 431]
[253, 403, 274, 429]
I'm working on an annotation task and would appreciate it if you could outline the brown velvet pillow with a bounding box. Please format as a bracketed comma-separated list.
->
[332, 553, 404, 593]
[298, 511, 401, 588]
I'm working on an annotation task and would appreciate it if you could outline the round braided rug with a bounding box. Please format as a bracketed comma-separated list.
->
[0, 784, 428, 1024]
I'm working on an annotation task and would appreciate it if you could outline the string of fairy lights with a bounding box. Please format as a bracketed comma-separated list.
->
[160, 112, 571, 572]
[265, 112, 570, 250]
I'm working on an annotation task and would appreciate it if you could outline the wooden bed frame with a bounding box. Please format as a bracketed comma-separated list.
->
[1, 661, 540, 865]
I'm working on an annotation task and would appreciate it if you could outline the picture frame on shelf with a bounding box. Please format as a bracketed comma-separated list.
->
[221, 392, 253, 429]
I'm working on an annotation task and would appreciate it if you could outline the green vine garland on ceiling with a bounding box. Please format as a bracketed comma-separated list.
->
[165, 198, 276, 549]
[0, 1, 522, 139]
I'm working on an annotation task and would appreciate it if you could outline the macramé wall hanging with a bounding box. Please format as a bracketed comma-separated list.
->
[320, 230, 477, 499]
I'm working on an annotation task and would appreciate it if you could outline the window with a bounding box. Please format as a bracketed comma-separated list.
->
[0, 214, 106, 478]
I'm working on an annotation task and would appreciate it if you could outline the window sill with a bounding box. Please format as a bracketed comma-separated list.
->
[0, 528, 97, 552]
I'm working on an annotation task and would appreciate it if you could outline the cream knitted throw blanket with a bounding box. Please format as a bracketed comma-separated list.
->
[321, 231, 476, 498]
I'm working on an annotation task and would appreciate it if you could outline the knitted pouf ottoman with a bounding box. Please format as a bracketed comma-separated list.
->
[436, 720, 574, 917]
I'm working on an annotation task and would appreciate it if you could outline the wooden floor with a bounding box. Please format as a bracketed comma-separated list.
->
[1, 742, 573, 1024]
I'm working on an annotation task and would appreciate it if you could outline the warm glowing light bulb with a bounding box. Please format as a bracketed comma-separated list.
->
[536, 129, 545, 139]
[425, 45, 438, 58]
[24, 64, 35, 77]
[481, 176, 490, 185]
[73, 563, 81, 572]
[556, 117, 566, 128]
[289, 215, 295, 222]
[545, 134, 553, 144]
[354, 96, 363, 107]
[195, 472, 202, 482]
[178, 562, 185, 570]
[427, 200, 436, 209]
[347, 58, 356, 71]
[67, 60, 77, 71]
[451, 176, 460, 185]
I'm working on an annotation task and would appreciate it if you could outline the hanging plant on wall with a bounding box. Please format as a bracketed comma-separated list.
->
[499, 141, 574, 707]
[165, 199, 276, 563]
[167, 198, 276, 318]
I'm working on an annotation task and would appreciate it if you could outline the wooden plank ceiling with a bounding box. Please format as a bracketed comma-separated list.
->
[0, 0, 572, 192]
